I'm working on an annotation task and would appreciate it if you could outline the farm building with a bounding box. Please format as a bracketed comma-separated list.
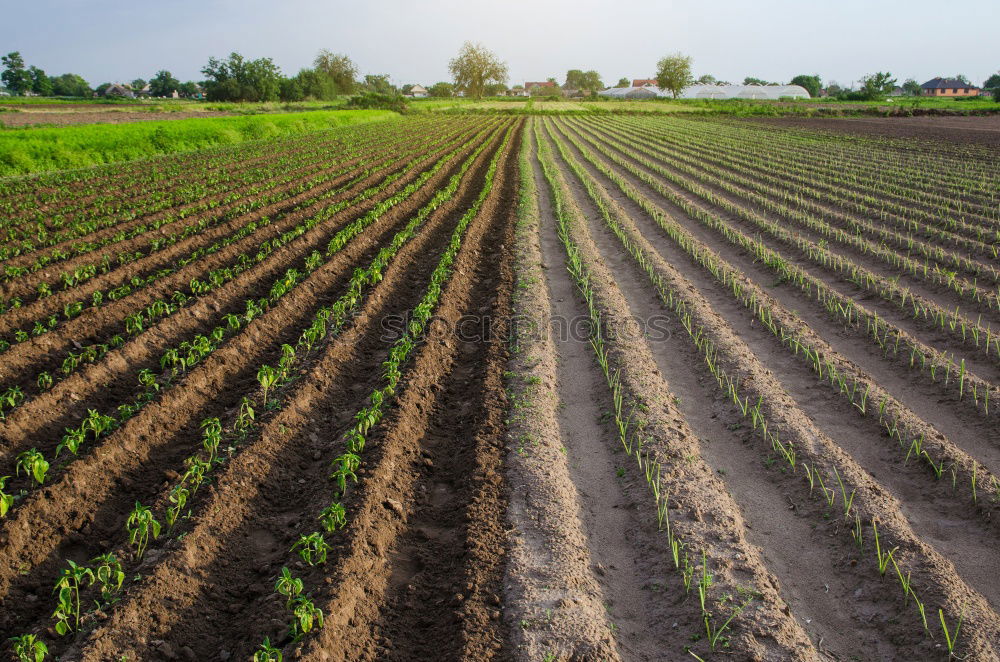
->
[408, 85, 428, 98]
[525, 81, 558, 92]
[921, 77, 980, 97]
[599, 84, 810, 100]
[632, 78, 658, 87]
[600, 86, 659, 100]
[101, 84, 135, 98]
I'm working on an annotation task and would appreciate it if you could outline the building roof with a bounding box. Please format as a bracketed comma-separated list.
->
[525, 81, 557, 89]
[921, 77, 978, 90]
[633, 79, 658, 87]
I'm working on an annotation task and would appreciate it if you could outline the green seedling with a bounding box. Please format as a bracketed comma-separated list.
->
[52, 559, 94, 635]
[289, 595, 324, 640]
[37, 372, 54, 390]
[319, 502, 347, 532]
[257, 365, 279, 403]
[200, 417, 223, 463]
[16, 449, 49, 484]
[290, 532, 331, 566]
[165, 484, 190, 529]
[939, 608, 964, 656]
[275, 567, 303, 608]
[9, 633, 48, 662]
[91, 553, 125, 604]
[253, 637, 282, 662]
[125, 502, 161, 560]
[0, 476, 13, 517]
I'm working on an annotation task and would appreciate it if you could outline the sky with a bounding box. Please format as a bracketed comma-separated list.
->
[3, 0, 998, 89]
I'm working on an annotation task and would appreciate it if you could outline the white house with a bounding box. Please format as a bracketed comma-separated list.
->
[409, 84, 428, 98]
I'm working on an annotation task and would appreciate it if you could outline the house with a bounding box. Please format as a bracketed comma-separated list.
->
[408, 84, 428, 98]
[102, 83, 135, 98]
[525, 81, 557, 92]
[632, 79, 658, 88]
[920, 77, 980, 97]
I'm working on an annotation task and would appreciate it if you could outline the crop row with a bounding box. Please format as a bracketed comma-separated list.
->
[0, 120, 501, 495]
[540, 118, 995, 658]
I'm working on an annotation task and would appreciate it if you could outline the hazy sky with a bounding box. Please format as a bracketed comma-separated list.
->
[3, 0, 998, 88]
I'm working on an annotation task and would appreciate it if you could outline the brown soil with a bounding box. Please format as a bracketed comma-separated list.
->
[3, 114, 999, 662]
[754, 115, 1000, 148]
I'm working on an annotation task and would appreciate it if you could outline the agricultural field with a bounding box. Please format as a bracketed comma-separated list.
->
[0, 111, 998, 661]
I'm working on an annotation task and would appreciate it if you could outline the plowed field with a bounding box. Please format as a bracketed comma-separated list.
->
[1, 114, 998, 661]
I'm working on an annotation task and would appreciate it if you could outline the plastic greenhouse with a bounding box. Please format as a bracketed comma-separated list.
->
[599, 84, 810, 100]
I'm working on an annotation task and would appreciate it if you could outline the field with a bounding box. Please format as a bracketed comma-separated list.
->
[0, 112, 998, 661]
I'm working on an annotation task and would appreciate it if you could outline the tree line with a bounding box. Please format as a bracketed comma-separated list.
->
[4, 46, 998, 103]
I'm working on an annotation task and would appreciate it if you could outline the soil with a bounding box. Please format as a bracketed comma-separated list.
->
[753, 115, 1000, 148]
[2, 113, 999, 661]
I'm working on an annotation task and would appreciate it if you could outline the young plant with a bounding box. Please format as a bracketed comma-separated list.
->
[165, 484, 190, 529]
[91, 553, 125, 604]
[290, 532, 332, 566]
[253, 637, 282, 662]
[125, 502, 161, 560]
[0, 476, 13, 517]
[9, 633, 48, 662]
[15, 449, 49, 484]
[289, 595, 324, 640]
[274, 567, 303, 608]
[52, 559, 95, 635]
[318, 502, 347, 532]
[200, 417, 223, 463]
[939, 608, 964, 656]
[257, 365, 279, 403]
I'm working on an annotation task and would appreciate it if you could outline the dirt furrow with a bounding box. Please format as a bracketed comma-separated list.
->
[67, 119, 516, 662]
[0, 124, 505, 615]
[0, 124, 490, 464]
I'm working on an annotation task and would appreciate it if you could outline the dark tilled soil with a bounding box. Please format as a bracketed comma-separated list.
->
[753, 115, 1000, 148]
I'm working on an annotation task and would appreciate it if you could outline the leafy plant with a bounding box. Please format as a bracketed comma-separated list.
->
[274, 567, 303, 608]
[91, 553, 125, 603]
[0, 476, 12, 517]
[125, 502, 161, 560]
[289, 595, 324, 640]
[52, 559, 94, 635]
[290, 532, 331, 566]
[253, 637, 282, 662]
[16, 449, 49, 484]
[9, 633, 48, 662]
[318, 502, 347, 532]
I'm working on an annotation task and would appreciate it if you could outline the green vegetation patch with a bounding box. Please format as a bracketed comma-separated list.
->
[0, 108, 397, 176]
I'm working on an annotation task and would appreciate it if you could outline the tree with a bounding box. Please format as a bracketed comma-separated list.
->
[428, 81, 454, 97]
[485, 82, 507, 96]
[859, 71, 897, 100]
[1, 52, 32, 95]
[29, 66, 52, 95]
[901, 78, 922, 96]
[994, 87, 1000, 103]
[49, 73, 91, 97]
[955, 74, 971, 85]
[201, 52, 282, 102]
[95, 82, 112, 96]
[616, 77, 630, 88]
[178, 81, 199, 97]
[695, 74, 717, 85]
[983, 73, 1000, 90]
[279, 77, 304, 101]
[313, 50, 357, 94]
[789, 74, 821, 98]
[131, 78, 147, 91]
[656, 52, 693, 98]
[361, 74, 395, 95]
[448, 41, 508, 99]
[743, 76, 772, 86]
[149, 70, 180, 97]
[292, 68, 337, 100]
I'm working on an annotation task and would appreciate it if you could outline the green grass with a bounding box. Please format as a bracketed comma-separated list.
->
[0, 109, 397, 177]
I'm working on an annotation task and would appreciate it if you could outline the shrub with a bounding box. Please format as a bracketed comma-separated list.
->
[345, 92, 408, 113]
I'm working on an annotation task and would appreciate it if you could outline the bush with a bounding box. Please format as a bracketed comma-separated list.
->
[994, 87, 1000, 103]
[345, 92, 408, 113]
